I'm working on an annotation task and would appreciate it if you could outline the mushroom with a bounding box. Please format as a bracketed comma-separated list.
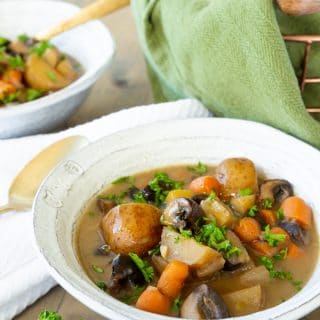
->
[191, 194, 209, 204]
[97, 198, 115, 214]
[259, 179, 293, 205]
[107, 254, 145, 293]
[278, 221, 310, 246]
[25, 52, 75, 91]
[181, 284, 229, 319]
[161, 198, 204, 232]
[101, 203, 162, 255]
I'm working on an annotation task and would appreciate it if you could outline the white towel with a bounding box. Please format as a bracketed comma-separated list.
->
[0, 99, 211, 320]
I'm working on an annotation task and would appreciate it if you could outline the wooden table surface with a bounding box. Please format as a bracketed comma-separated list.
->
[13, 1, 320, 319]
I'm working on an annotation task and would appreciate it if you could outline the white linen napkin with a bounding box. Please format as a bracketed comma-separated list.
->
[0, 99, 211, 320]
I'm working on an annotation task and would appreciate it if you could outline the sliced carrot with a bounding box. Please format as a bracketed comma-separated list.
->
[268, 227, 290, 249]
[234, 217, 261, 242]
[157, 260, 189, 299]
[2, 69, 23, 88]
[136, 286, 170, 315]
[260, 209, 277, 226]
[250, 240, 277, 257]
[189, 175, 221, 195]
[287, 243, 305, 259]
[0, 80, 16, 100]
[281, 196, 312, 229]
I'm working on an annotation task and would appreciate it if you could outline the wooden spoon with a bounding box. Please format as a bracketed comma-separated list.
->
[0, 135, 89, 213]
[35, 0, 130, 42]
[277, 0, 320, 16]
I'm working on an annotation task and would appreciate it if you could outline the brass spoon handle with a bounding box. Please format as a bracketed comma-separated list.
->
[0, 204, 13, 214]
[35, 0, 130, 41]
[277, 0, 320, 16]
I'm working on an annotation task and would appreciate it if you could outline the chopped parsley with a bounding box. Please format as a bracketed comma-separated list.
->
[174, 235, 180, 243]
[9, 55, 24, 69]
[92, 265, 104, 273]
[263, 225, 286, 247]
[187, 162, 208, 175]
[148, 243, 161, 256]
[0, 37, 8, 46]
[273, 248, 288, 261]
[31, 41, 53, 57]
[239, 188, 253, 196]
[247, 205, 258, 217]
[112, 176, 134, 185]
[18, 34, 29, 43]
[96, 281, 107, 290]
[148, 172, 183, 206]
[262, 198, 273, 209]
[26, 88, 42, 101]
[208, 191, 217, 201]
[171, 296, 182, 312]
[292, 280, 303, 291]
[47, 71, 57, 82]
[38, 310, 62, 320]
[132, 190, 147, 203]
[179, 228, 192, 239]
[120, 286, 146, 304]
[128, 253, 154, 283]
[195, 222, 241, 258]
[2, 92, 18, 104]
[98, 191, 127, 205]
[276, 208, 285, 221]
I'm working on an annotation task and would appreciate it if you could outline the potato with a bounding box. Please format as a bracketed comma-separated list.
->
[231, 194, 256, 215]
[161, 227, 225, 277]
[101, 203, 162, 256]
[223, 285, 262, 316]
[216, 158, 258, 199]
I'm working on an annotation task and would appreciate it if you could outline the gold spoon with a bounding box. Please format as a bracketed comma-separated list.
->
[0, 135, 89, 213]
[35, 0, 130, 42]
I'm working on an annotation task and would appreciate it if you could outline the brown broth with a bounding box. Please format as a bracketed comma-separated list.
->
[75, 164, 319, 317]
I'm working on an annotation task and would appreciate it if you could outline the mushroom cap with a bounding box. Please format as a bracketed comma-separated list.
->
[259, 179, 293, 204]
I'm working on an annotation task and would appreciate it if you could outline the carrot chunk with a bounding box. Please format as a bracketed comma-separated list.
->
[234, 217, 261, 242]
[0, 80, 16, 100]
[281, 196, 312, 229]
[260, 209, 277, 226]
[287, 243, 305, 259]
[157, 260, 189, 299]
[268, 227, 290, 249]
[250, 240, 277, 257]
[189, 176, 221, 195]
[2, 69, 23, 88]
[136, 286, 170, 315]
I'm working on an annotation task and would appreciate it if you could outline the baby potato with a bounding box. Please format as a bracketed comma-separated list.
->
[101, 203, 162, 256]
[216, 158, 258, 199]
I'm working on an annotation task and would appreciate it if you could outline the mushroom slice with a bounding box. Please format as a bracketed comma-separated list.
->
[225, 230, 250, 267]
[278, 221, 310, 246]
[161, 198, 204, 232]
[259, 179, 293, 204]
[181, 284, 229, 319]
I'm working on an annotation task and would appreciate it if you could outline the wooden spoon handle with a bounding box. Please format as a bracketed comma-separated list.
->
[35, 0, 130, 41]
[277, 0, 320, 16]
[0, 204, 13, 214]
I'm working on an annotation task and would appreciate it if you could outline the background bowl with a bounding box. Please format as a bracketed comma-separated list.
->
[33, 118, 320, 320]
[0, 0, 114, 139]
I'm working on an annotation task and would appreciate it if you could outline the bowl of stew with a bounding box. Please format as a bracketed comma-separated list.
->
[33, 118, 320, 320]
[0, 0, 114, 138]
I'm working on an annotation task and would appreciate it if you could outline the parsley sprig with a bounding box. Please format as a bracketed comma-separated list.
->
[247, 205, 258, 217]
[187, 162, 208, 175]
[129, 253, 154, 283]
[262, 198, 273, 209]
[38, 310, 62, 320]
[239, 188, 253, 196]
[112, 176, 135, 185]
[120, 285, 146, 304]
[263, 225, 286, 247]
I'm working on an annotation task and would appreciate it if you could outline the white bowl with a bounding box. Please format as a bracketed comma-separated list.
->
[33, 118, 320, 320]
[0, 0, 114, 139]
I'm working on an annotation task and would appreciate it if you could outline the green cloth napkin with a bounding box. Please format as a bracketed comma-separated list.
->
[132, 0, 320, 149]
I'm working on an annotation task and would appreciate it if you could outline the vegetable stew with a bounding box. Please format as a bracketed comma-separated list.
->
[0, 34, 81, 107]
[76, 158, 318, 318]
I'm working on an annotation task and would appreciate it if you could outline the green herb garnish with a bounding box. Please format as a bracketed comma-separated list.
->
[187, 162, 208, 175]
[263, 225, 286, 247]
[273, 248, 288, 261]
[31, 41, 53, 57]
[174, 235, 180, 243]
[208, 191, 217, 201]
[148, 172, 183, 206]
[239, 188, 253, 196]
[132, 190, 147, 203]
[120, 286, 146, 304]
[292, 280, 303, 291]
[98, 191, 127, 205]
[2, 93, 18, 104]
[171, 296, 182, 312]
[18, 34, 29, 43]
[128, 253, 154, 283]
[9, 55, 24, 69]
[276, 208, 285, 221]
[96, 281, 107, 290]
[179, 228, 192, 239]
[38, 310, 62, 320]
[0, 37, 8, 46]
[262, 198, 273, 209]
[112, 176, 134, 185]
[247, 205, 258, 217]
[47, 71, 57, 82]
[148, 243, 161, 256]
[26, 88, 42, 101]
[92, 265, 104, 273]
